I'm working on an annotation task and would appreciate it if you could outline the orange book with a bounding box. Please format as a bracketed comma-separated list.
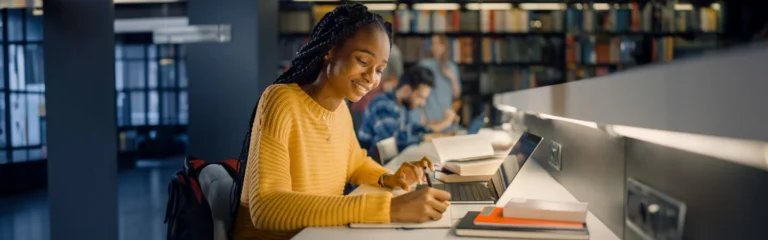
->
[394, 10, 400, 32]
[631, 2, 639, 31]
[474, 206, 585, 230]
[489, 10, 495, 32]
[482, 38, 491, 63]
[452, 11, 459, 32]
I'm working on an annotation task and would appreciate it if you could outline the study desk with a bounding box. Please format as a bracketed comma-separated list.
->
[294, 142, 620, 240]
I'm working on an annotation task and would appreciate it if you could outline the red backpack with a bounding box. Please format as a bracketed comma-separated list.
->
[164, 156, 241, 240]
[165, 104, 256, 240]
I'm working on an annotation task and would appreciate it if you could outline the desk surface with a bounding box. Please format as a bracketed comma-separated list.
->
[294, 141, 620, 240]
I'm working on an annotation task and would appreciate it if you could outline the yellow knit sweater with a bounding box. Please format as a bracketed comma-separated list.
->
[233, 83, 393, 240]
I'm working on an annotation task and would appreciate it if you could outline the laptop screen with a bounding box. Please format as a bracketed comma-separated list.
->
[488, 131, 543, 198]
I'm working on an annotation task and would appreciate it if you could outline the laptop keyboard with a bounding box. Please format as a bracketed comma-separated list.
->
[417, 183, 496, 202]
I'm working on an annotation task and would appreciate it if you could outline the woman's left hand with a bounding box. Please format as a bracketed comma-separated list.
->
[382, 157, 435, 191]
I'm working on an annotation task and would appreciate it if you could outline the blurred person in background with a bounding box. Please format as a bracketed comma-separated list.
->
[417, 34, 461, 133]
[357, 66, 452, 158]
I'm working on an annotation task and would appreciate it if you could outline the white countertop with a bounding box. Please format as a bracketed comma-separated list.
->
[294, 141, 620, 240]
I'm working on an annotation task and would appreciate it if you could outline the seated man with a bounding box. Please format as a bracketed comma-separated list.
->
[358, 66, 447, 157]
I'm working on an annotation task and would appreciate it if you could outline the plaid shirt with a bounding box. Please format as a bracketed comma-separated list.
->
[357, 91, 431, 156]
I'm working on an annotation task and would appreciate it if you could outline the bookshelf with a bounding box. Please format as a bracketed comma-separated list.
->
[276, 0, 725, 114]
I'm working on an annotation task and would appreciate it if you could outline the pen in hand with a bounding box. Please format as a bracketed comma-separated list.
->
[423, 166, 432, 187]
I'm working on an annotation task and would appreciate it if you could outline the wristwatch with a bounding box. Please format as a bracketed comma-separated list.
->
[378, 173, 393, 188]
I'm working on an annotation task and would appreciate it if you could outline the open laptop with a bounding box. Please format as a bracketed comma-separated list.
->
[419, 131, 543, 204]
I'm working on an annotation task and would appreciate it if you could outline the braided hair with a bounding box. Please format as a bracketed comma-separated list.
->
[229, 4, 393, 233]
[274, 3, 393, 85]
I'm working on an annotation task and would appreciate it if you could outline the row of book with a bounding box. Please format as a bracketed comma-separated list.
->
[481, 10, 564, 33]
[565, 3, 646, 33]
[566, 3, 720, 33]
[566, 36, 642, 65]
[655, 3, 720, 33]
[280, 35, 699, 71]
[281, 5, 398, 33]
[395, 10, 567, 33]
[653, 37, 676, 62]
[481, 37, 564, 64]
[395, 10, 477, 33]
[395, 36, 475, 64]
[280, 5, 720, 34]
[669, 8, 720, 33]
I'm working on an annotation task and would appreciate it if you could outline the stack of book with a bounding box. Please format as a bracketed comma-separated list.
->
[431, 134, 509, 183]
[456, 199, 590, 239]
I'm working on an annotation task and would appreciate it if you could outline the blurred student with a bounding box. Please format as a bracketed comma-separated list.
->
[417, 34, 462, 132]
[357, 66, 451, 157]
[233, 4, 450, 240]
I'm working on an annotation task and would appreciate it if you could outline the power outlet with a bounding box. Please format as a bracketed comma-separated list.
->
[626, 178, 687, 240]
[548, 141, 562, 171]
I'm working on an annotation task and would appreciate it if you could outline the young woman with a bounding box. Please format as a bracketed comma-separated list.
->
[233, 4, 451, 240]
[418, 34, 462, 133]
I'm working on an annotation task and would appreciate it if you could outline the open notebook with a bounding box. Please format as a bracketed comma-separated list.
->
[347, 184, 453, 229]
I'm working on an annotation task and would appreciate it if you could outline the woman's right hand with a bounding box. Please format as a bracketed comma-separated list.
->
[390, 187, 452, 223]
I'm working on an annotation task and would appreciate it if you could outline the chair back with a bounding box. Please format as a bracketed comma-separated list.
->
[376, 137, 398, 165]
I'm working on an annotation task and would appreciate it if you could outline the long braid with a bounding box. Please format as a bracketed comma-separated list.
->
[229, 3, 393, 237]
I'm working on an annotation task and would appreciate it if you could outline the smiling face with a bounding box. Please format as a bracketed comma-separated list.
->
[324, 24, 391, 102]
